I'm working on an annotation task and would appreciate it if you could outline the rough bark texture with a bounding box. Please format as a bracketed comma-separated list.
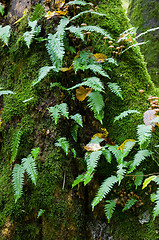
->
[0, 0, 159, 239]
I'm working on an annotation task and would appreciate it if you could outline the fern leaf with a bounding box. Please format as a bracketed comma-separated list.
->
[71, 148, 76, 158]
[0, 4, 5, 16]
[71, 124, 79, 142]
[72, 174, 84, 188]
[92, 176, 118, 210]
[86, 150, 102, 174]
[81, 25, 112, 39]
[84, 170, 94, 185]
[108, 145, 123, 164]
[66, 26, 84, 41]
[30, 3, 45, 21]
[37, 209, 45, 218]
[119, 139, 136, 159]
[0, 90, 14, 96]
[104, 200, 116, 223]
[128, 150, 153, 173]
[137, 125, 152, 150]
[33, 66, 57, 86]
[87, 91, 104, 122]
[117, 163, 127, 184]
[102, 149, 111, 163]
[22, 155, 38, 185]
[134, 171, 143, 189]
[136, 27, 159, 39]
[114, 110, 140, 122]
[0, 25, 11, 46]
[10, 127, 23, 164]
[86, 64, 110, 78]
[122, 199, 137, 212]
[12, 164, 25, 203]
[23, 20, 41, 48]
[70, 113, 83, 127]
[107, 82, 123, 99]
[55, 137, 69, 155]
[48, 103, 69, 124]
[153, 188, 159, 219]
[68, 77, 105, 92]
[31, 147, 40, 160]
[70, 11, 108, 24]
[66, 0, 92, 6]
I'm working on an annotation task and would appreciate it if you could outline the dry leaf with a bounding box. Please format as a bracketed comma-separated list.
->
[118, 33, 134, 44]
[76, 86, 92, 101]
[55, 0, 65, 8]
[60, 65, 73, 72]
[91, 128, 108, 140]
[13, 8, 28, 25]
[45, 10, 67, 19]
[143, 110, 157, 127]
[84, 143, 102, 151]
[118, 139, 136, 152]
[93, 53, 107, 63]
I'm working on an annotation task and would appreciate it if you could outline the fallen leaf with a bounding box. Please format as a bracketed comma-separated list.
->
[13, 8, 28, 25]
[118, 139, 136, 152]
[76, 86, 92, 101]
[84, 143, 102, 151]
[45, 10, 67, 19]
[143, 110, 158, 127]
[94, 53, 107, 63]
[55, 0, 65, 8]
[60, 65, 73, 72]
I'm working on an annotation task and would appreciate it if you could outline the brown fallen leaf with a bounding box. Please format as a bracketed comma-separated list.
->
[84, 143, 102, 151]
[76, 86, 92, 101]
[93, 53, 107, 63]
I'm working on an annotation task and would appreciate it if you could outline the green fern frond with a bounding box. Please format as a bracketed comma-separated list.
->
[92, 176, 118, 210]
[71, 124, 79, 142]
[136, 26, 159, 39]
[12, 164, 25, 203]
[55, 137, 69, 155]
[72, 174, 84, 188]
[86, 64, 110, 78]
[30, 3, 45, 21]
[86, 150, 102, 174]
[10, 127, 23, 164]
[0, 90, 14, 96]
[0, 4, 5, 16]
[87, 91, 104, 122]
[22, 155, 38, 185]
[0, 25, 11, 46]
[32, 66, 58, 86]
[104, 200, 116, 223]
[23, 20, 41, 48]
[102, 149, 111, 163]
[48, 103, 69, 125]
[68, 77, 105, 92]
[56, 17, 69, 38]
[128, 150, 152, 173]
[134, 171, 144, 189]
[137, 125, 152, 150]
[117, 163, 127, 184]
[114, 110, 140, 122]
[73, 51, 94, 73]
[70, 113, 83, 127]
[84, 170, 94, 185]
[107, 82, 123, 99]
[108, 145, 123, 164]
[37, 209, 45, 218]
[153, 188, 159, 219]
[122, 199, 137, 212]
[31, 147, 40, 160]
[80, 25, 112, 39]
[71, 148, 76, 158]
[66, 26, 84, 41]
[66, 0, 92, 6]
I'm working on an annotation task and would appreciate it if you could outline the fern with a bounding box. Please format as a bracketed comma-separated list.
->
[122, 199, 137, 212]
[66, 26, 85, 41]
[32, 66, 58, 86]
[86, 64, 110, 78]
[104, 200, 116, 223]
[71, 148, 76, 158]
[37, 209, 45, 218]
[66, 0, 92, 6]
[107, 82, 123, 100]
[102, 149, 111, 163]
[87, 91, 104, 123]
[72, 174, 85, 188]
[71, 124, 79, 142]
[86, 150, 102, 174]
[70, 11, 108, 23]
[10, 127, 23, 164]
[92, 176, 118, 210]
[23, 20, 41, 48]
[114, 110, 140, 122]
[0, 25, 11, 46]
[83, 170, 94, 185]
[48, 103, 69, 125]
[117, 163, 127, 184]
[108, 145, 123, 164]
[134, 171, 144, 189]
[12, 164, 25, 203]
[55, 137, 69, 155]
[68, 77, 105, 92]
[30, 3, 45, 22]
[73, 51, 94, 73]
[22, 154, 38, 185]
[0, 90, 14, 96]
[70, 113, 83, 127]
[153, 188, 159, 219]
[128, 150, 153, 173]
[137, 125, 152, 150]
[136, 26, 159, 39]
[0, 4, 5, 16]
[80, 25, 112, 39]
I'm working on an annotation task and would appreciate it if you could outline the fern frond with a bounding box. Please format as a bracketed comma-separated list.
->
[66, 0, 92, 6]
[87, 91, 104, 114]
[102, 149, 111, 163]
[32, 66, 58, 86]
[104, 199, 116, 223]
[84, 170, 94, 185]
[0, 4, 5, 16]
[31, 147, 40, 160]
[70, 113, 83, 127]
[68, 77, 105, 92]
[48, 103, 69, 124]
[107, 82, 123, 99]
[0, 25, 11, 46]
[128, 150, 152, 173]
[0, 90, 14, 96]
[71, 124, 79, 142]
[86, 150, 102, 174]
[80, 25, 112, 39]
[122, 41, 149, 53]
[55, 137, 69, 155]
[114, 110, 140, 122]
[30, 3, 45, 21]
[71, 148, 76, 158]
[66, 26, 84, 41]
[12, 164, 25, 203]
[10, 127, 23, 164]
[108, 145, 123, 164]
[153, 188, 159, 219]
[72, 174, 84, 188]
[134, 171, 143, 189]
[22, 155, 38, 185]
[86, 64, 110, 78]
[92, 176, 118, 210]
[37, 209, 45, 218]
[137, 125, 152, 150]
[117, 163, 127, 184]
[122, 199, 137, 212]
[23, 20, 41, 48]
[136, 26, 159, 39]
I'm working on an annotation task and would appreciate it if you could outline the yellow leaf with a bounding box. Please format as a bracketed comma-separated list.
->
[60, 65, 73, 72]
[118, 139, 136, 152]
[142, 175, 157, 189]
[93, 53, 107, 63]
[118, 33, 134, 44]
[76, 86, 92, 101]
[55, 0, 65, 8]
[45, 10, 67, 19]
[13, 8, 28, 25]
[84, 143, 102, 151]
[91, 128, 108, 140]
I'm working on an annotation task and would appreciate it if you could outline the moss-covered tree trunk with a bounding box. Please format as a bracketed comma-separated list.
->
[0, 0, 159, 239]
